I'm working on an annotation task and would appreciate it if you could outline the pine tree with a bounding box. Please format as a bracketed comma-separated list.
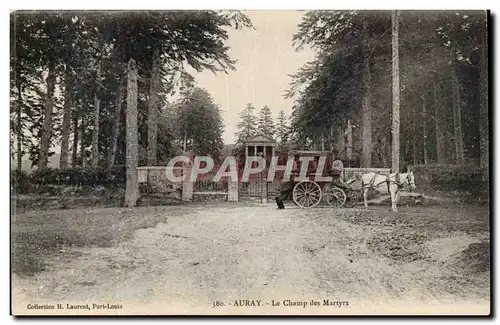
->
[275, 110, 289, 145]
[176, 87, 224, 157]
[258, 105, 275, 138]
[235, 103, 258, 144]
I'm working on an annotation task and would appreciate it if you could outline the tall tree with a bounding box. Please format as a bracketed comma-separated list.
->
[411, 100, 418, 165]
[451, 66, 464, 164]
[478, 15, 488, 170]
[59, 16, 76, 169]
[232, 103, 258, 158]
[422, 94, 429, 164]
[289, 11, 392, 158]
[20, 14, 66, 170]
[91, 61, 102, 167]
[176, 87, 225, 157]
[124, 59, 140, 207]
[434, 79, 445, 164]
[38, 58, 57, 170]
[275, 110, 289, 146]
[59, 64, 73, 169]
[391, 10, 400, 173]
[108, 73, 125, 168]
[258, 105, 275, 138]
[15, 83, 23, 171]
[79, 111, 86, 167]
[71, 111, 79, 168]
[235, 103, 258, 143]
[10, 12, 26, 172]
[346, 119, 353, 164]
[146, 50, 160, 165]
[360, 15, 377, 168]
[361, 59, 372, 167]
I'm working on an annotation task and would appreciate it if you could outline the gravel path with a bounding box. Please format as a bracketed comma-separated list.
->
[12, 203, 490, 315]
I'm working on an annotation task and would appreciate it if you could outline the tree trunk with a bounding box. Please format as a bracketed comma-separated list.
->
[452, 67, 464, 164]
[71, 114, 79, 168]
[183, 131, 187, 153]
[336, 123, 345, 159]
[412, 101, 418, 165]
[91, 62, 101, 168]
[124, 58, 140, 207]
[16, 83, 23, 172]
[391, 10, 400, 173]
[60, 66, 73, 169]
[108, 73, 125, 168]
[346, 119, 353, 166]
[147, 50, 160, 166]
[38, 58, 56, 170]
[328, 125, 332, 146]
[60, 21, 74, 169]
[361, 60, 372, 168]
[479, 19, 489, 170]
[80, 115, 86, 167]
[380, 136, 389, 168]
[422, 95, 428, 164]
[434, 79, 445, 164]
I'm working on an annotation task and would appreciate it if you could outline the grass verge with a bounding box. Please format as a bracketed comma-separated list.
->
[12, 206, 186, 277]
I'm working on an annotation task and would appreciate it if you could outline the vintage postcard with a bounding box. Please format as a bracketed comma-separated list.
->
[10, 9, 490, 316]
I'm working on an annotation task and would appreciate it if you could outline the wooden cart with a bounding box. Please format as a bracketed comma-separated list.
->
[282, 150, 348, 208]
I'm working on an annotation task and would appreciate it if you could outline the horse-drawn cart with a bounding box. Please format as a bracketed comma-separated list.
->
[275, 149, 420, 211]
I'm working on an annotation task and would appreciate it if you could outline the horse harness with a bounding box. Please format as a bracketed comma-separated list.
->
[388, 173, 409, 190]
[362, 173, 388, 190]
[363, 172, 407, 191]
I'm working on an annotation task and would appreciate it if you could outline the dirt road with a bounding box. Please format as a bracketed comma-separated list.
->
[12, 203, 490, 315]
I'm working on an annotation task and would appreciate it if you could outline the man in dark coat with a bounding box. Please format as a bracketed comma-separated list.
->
[275, 173, 297, 209]
[330, 166, 347, 190]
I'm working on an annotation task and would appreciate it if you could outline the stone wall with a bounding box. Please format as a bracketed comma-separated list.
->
[138, 166, 183, 200]
[137, 166, 247, 203]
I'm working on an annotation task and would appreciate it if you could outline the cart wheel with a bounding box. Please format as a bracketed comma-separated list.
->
[344, 189, 359, 208]
[292, 180, 322, 208]
[324, 186, 347, 207]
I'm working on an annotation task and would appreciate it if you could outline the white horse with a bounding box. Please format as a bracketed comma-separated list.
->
[361, 171, 416, 212]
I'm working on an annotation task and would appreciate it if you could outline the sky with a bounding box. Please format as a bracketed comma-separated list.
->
[187, 10, 316, 145]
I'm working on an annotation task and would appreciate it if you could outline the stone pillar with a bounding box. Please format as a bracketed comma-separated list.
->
[182, 167, 193, 202]
[227, 180, 239, 202]
[245, 145, 249, 158]
[254, 145, 257, 156]
[261, 177, 268, 204]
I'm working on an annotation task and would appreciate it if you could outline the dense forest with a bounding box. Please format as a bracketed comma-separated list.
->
[283, 10, 488, 170]
[10, 10, 251, 172]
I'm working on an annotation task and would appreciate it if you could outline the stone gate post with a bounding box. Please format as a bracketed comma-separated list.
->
[227, 180, 239, 202]
[182, 167, 194, 202]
